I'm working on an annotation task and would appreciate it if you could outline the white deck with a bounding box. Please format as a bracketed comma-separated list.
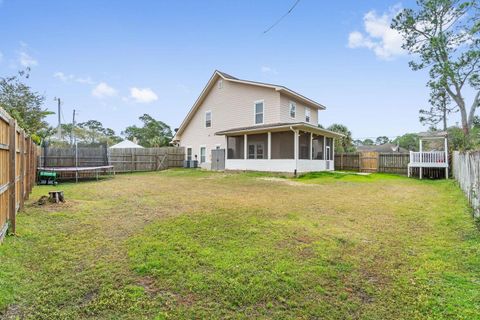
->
[408, 151, 448, 168]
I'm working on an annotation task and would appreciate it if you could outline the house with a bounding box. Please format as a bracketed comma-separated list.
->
[357, 143, 408, 153]
[109, 140, 144, 149]
[172, 70, 343, 173]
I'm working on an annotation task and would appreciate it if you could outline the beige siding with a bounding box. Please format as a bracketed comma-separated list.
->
[279, 94, 319, 125]
[178, 77, 281, 165]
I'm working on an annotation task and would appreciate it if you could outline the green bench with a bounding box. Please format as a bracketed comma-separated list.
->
[38, 171, 58, 185]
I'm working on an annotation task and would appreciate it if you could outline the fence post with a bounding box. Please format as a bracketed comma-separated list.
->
[25, 137, 30, 199]
[19, 132, 25, 211]
[131, 149, 135, 172]
[8, 119, 16, 234]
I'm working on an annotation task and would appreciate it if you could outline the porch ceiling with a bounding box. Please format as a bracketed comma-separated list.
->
[215, 122, 344, 138]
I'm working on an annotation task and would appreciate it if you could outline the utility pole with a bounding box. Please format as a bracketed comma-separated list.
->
[71, 109, 76, 145]
[55, 97, 62, 140]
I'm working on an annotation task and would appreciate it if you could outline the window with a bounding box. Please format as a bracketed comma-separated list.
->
[248, 143, 264, 159]
[305, 108, 311, 123]
[187, 147, 192, 161]
[218, 79, 223, 89]
[254, 101, 264, 124]
[200, 147, 206, 163]
[289, 101, 296, 118]
[205, 111, 212, 128]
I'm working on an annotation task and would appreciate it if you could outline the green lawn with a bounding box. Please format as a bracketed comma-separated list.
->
[0, 170, 479, 319]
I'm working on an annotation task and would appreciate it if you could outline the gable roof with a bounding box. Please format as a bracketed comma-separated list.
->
[215, 122, 344, 138]
[357, 143, 408, 153]
[173, 70, 327, 140]
[109, 140, 144, 149]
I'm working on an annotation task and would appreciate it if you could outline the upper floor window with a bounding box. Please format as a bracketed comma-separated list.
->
[305, 107, 311, 123]
[254, 101, 264, 124]
[218, 79, 223, 89]
[289, 101, 296, 118]
[205, 111, 212, 128]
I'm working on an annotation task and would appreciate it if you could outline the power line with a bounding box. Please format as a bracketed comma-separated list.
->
[263, 0, 301, 34]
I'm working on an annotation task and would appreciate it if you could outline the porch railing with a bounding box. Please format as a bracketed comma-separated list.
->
[409, 151, 446, 164]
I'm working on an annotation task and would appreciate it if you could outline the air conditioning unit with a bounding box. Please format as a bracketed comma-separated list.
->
[183, 160, 190, 168]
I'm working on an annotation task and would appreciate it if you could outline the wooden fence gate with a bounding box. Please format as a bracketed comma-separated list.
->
[335, 152, 410, 175]
[359, 152, 379, 173]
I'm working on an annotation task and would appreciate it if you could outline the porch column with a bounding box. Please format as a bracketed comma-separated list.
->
[294, 130, 299, 160]
[332, 138, 335, 162]
[419, 139, 423, 179]
[309, 132, 313, 160]
[267, 132, 271, 160]
[244, 134, 248, 160]
[323, 136, 326, 160]
[444, 137, 448, 179]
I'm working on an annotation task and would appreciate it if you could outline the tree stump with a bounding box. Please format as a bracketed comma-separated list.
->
[48, 191, 65, 203]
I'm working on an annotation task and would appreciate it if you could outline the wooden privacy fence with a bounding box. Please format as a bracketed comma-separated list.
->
[109, 147, 184, 172]
[0, 107, 37, 239]
[335, 152, 410, 174]
[452, 151, 480, 218]
[38, 146, 185, 175]
[39, 145, 109, 167]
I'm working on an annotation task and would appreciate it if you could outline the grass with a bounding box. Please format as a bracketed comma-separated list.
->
[0, 169, 479, 319]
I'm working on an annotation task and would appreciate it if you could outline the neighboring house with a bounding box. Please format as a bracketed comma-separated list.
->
[109, 140, 144, 149]
[357, 143, 408, 153]
[172, 70, 343, 173]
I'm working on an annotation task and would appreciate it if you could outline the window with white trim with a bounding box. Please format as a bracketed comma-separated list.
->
[218, 79, 223, 89]
[289, 101, 296, 118]
[205, 111, 212, 128]
[254, 101, 264, 124]
[305, 107, 311, 123]
[200, 147, 206, 163]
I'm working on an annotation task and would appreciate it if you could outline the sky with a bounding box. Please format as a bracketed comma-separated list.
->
[0, 0, 469, 140]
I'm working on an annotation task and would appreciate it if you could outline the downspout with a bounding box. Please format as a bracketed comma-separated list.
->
[290, 126, 298, 176]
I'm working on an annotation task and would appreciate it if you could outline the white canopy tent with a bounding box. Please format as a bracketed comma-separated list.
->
[109, 140, 144, 149]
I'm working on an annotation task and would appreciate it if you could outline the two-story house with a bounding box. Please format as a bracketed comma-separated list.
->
[172, 70, 343, 173]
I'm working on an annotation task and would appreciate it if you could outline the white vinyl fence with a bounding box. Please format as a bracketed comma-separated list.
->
[452, 151, 480, 218]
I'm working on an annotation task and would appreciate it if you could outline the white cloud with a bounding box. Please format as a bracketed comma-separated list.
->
[129, 87, 158, 103]
[92, 82, 117, 98]
[19, 50, 37, 67]
[54, 71, 95, 85]
[54, 71, 73, 82]
[75, 76, 94, 85]
[261, 66, 278, 74]
[0, 51, 3, 63]
[348, 5, 405, 60]
[17, 42, 38, 67]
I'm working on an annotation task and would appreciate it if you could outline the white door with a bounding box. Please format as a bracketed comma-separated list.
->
[248, 143, 264, 159]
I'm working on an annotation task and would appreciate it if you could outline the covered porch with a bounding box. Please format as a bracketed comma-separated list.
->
[216, 123, 343, 173]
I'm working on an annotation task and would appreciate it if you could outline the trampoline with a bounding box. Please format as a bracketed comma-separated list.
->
[37, 165, 115, 183]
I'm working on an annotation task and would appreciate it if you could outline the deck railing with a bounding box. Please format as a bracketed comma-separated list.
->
[409, 151, 446, 164]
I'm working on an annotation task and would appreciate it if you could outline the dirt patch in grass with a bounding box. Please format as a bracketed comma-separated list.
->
[258, 176, 317, 187]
